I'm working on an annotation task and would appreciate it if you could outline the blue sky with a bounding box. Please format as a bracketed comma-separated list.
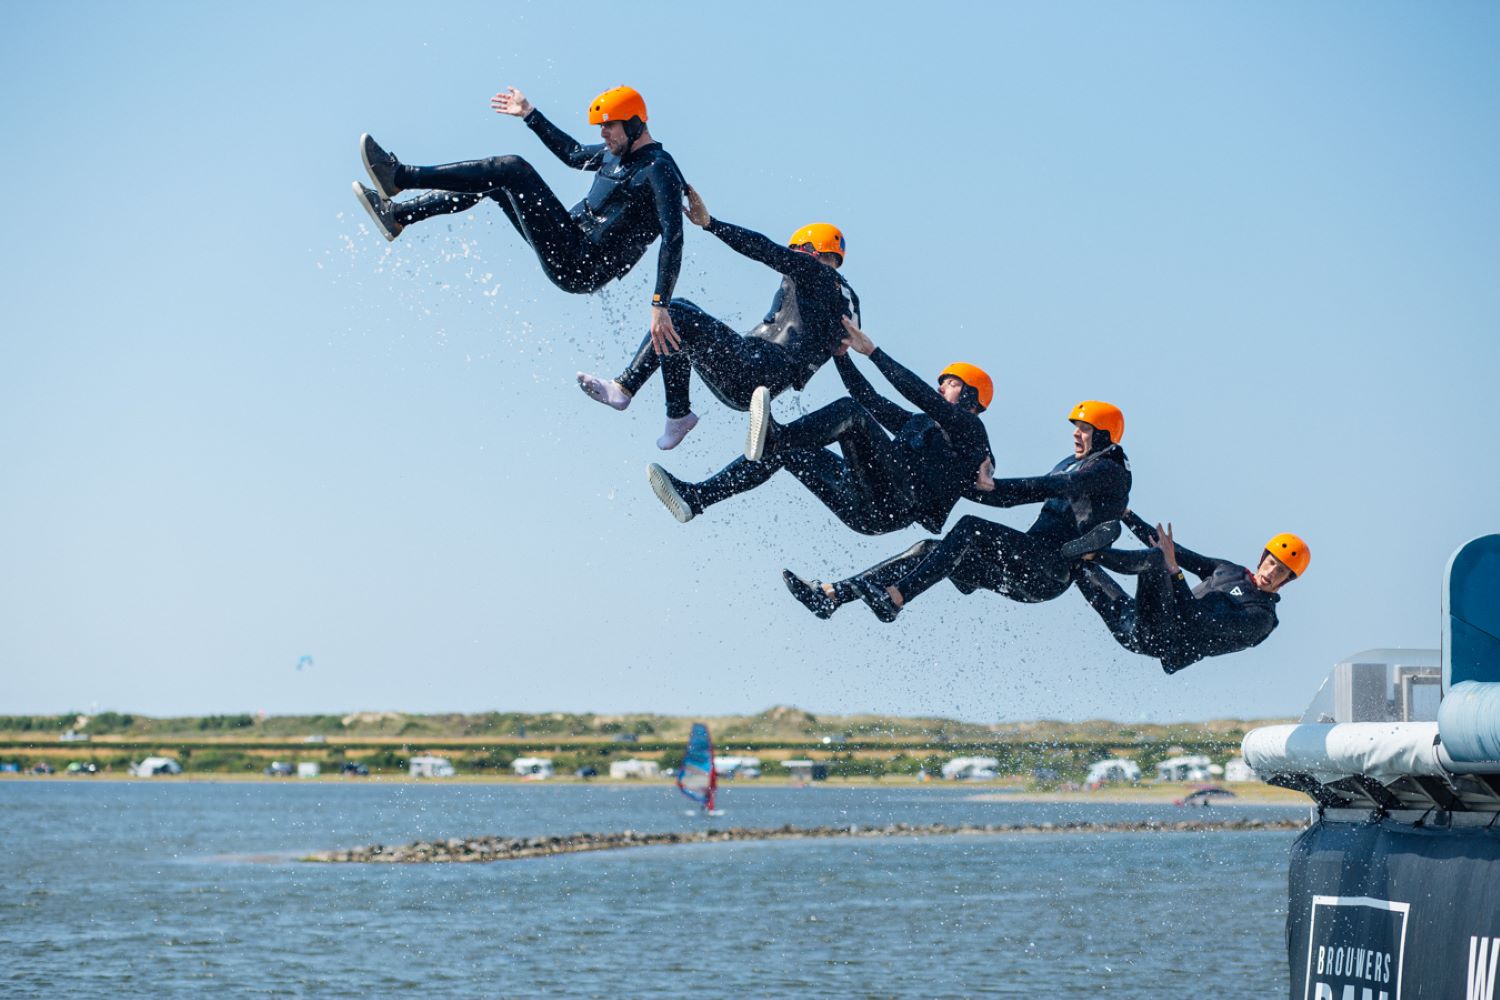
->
[1, 2, 1496, 722]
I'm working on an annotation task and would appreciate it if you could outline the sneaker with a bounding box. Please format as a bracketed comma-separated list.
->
[576, 372, 632, 411]
[656, 412, 699, 450]
[1058, 520, 1123, 561]
[783, 570, 838, 619]
[851, 577, 901, 623]
[745, 385, 774, 461]
[351, 181, 402, 241]
[360, 133, 403, 200]
[646, 463, 698, 523]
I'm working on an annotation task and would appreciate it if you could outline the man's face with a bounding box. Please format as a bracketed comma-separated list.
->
[600, 121, 629, 155]
[974, 456, 996, 491]
[793, 243, 841, 270]
[1253, 554, 1294, 592]
[938, 376, 966, 406]
[1072, 421, 1094, 457]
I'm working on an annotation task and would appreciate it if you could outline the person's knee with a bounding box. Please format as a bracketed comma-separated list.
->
[953, 515, 989, 540]
[824, 397, 863, 422]
[895, 540, 934, 562]
[483, 154, 530, 177]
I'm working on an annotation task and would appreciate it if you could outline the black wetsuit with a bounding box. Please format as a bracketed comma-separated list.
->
[1076, 512, 1280, 673]
[390, 108, 684, 297]
[616, 217, 860, 418]
[678, 349, 991, 535]
[849, 439, 1132, 607]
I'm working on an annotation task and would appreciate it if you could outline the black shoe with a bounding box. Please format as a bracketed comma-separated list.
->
[851, 578, 901, 623]
[783, 570, 838, 619]
[360, 133, 403, 200]
[745, 386, 779, 461]
[646, 463, 700, 523]
[351, 182, 402, 241]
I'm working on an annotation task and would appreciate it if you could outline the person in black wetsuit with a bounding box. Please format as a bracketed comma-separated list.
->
[644, 317, 994, 539]
[1073, 513, 1308, 673]
[351, 85, 685, 351]
[576, 187, 859, 450]
[791, 401, 1131, 622]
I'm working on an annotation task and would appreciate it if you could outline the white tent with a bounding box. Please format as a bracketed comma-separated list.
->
[511, 756, 553, 779]
[1223, 757, 1257, 782]
[1086, 758, 1141, 786]
[941, 756, 1000, 781]
[409, 755, 455, 778]
[714, 755, 762, 779]
[1156, 755, 1214, 782]
[131, 756, 181, 777]
[609, 758, 660, 780]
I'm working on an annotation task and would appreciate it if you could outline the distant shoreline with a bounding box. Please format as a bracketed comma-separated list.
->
[0, 772, 1311, 804]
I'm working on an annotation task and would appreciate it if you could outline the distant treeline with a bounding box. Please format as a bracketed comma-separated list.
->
[0, 707, 1277, 747]
[4, 740, 1253, 783]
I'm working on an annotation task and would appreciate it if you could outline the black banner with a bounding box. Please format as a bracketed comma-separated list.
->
[1287, 819, 1500, 998]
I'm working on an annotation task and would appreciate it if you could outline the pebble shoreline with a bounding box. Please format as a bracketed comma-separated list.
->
[303, 818, 1306, 864]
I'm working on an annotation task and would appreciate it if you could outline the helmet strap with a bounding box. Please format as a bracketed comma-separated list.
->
[622, 116, 646, 147]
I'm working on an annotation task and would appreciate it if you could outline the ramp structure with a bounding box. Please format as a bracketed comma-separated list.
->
[1243, 534, 1500, 999]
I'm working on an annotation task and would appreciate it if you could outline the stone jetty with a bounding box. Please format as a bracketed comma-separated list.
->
[302, 818, 1305, 864]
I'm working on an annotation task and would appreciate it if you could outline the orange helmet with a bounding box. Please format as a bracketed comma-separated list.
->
[588, 86, 648, 125]
[1263, 533, 1310, 578]
[939, 363, 994, 411]
[1068, 400, 1124, 444]
[788, 222, 846, 261]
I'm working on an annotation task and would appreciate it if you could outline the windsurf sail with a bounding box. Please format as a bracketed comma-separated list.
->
[675, 722, 717, 812]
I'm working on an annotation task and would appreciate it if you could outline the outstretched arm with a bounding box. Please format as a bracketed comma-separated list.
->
[963, 456, 1115, 509]
[702, 217, 824, 279]
[833, 354, 913, 434]
[1136, 517, 1222, 579]
[510, 88, 605, 170]
[840, 317, 984, 430]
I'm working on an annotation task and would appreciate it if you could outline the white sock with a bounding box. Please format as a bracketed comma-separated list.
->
[577, 372, 631, 411]
[656, 412, 699, 450]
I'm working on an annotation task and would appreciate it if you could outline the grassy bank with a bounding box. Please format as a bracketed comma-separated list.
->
[0, 707, 1292, 786]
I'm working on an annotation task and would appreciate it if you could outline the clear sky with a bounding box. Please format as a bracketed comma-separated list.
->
[2, 2, 1496, 723]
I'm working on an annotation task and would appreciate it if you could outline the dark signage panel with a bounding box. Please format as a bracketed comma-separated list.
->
[1287, 821, 1500, 998]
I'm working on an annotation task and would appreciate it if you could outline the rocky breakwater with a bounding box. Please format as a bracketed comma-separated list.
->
[302, 818, 1305, 864]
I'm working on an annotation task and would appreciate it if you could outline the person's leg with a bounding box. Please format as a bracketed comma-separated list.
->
[1130, 548, 1182, 654]
[888, 516, 1022, 606]
[662, 441, 896, 534]
[679, 454, 789, 513]
[390, 190, 488, 227]
[1092, 547, 1160, 575]
[785, 539, 938, 619]
[776, 448, 906, 535]
[1073, 563, 1147, 654]
[774, 422, 913, 535]
[690, 334, 796, 412]
[613, 300, 728, 418]
[395, 155, 605, 293]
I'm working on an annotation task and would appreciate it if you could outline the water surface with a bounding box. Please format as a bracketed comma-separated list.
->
[1, 781, 1303, 997]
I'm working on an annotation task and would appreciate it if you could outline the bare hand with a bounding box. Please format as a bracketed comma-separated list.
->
[1152, 521, 1179, 574]
[491, 87, 533, 118]
[682, 185, 710, 227]
[840, 316, 876, 356]
[974, 456, 996, 492]
[650, 306, 680, 355]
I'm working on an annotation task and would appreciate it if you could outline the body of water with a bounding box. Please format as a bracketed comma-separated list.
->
[1, 781, 1306, 997]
